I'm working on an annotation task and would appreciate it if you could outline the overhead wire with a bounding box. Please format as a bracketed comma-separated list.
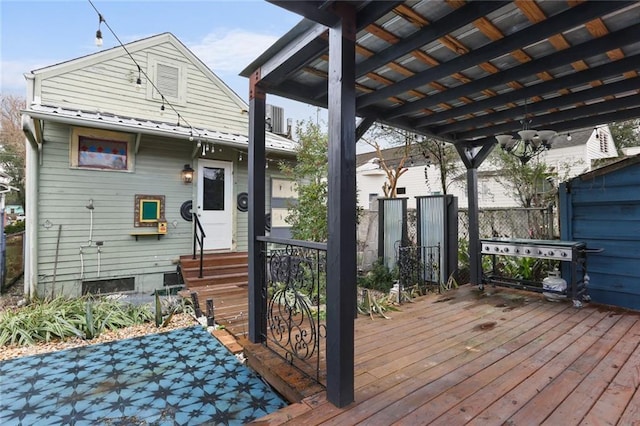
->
[86, 0, 202, 140]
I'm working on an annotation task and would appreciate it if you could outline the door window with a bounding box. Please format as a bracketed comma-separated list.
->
[203, 167, 225, 211]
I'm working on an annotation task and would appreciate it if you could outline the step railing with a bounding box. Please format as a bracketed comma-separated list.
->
[192, 213, 206, 278]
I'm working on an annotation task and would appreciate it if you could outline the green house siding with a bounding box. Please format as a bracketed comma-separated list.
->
[36, 122, 194, 296]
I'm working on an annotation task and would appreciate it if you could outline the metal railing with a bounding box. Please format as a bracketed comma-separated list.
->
[397, 243, 441, 296]
[257, 236, 327, 385]
[192, 213, 206, 278]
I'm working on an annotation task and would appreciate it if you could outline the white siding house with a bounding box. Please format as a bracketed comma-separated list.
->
[357, 126, 618, 210]
[22, 33, 296, 298]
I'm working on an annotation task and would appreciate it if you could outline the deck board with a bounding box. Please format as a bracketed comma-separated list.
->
[541, 316, 640, 425]
[247, 284, 640, 425]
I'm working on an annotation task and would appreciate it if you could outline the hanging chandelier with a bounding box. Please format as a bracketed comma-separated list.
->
[495, 100, 557, 165]
[495, 128, 557, 165]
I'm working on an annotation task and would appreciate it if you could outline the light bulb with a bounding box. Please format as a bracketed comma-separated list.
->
[567, 133, 572, 141]
[95, 30, 103, 47]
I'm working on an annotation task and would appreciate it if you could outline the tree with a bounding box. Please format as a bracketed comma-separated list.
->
[490, 150, 565, 208]
[0, 94, 26, 207]
[360, 124, 412, 198]
[609, 119, 640, 153]
[280, 119, 328, 242]
[415, 138, 461, 195]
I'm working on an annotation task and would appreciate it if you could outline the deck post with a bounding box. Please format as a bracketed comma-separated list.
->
[326, 2, 356, 408]
[455, 142, 495, 286]
[248, 71, 267, 343]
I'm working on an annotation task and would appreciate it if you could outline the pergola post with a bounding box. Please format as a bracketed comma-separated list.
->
[248, 70, 266, 343]
[326, 2, 357, 408]
[455, 142, 495, 286]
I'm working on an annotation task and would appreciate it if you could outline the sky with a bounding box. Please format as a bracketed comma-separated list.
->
[0, 0, 331, 132]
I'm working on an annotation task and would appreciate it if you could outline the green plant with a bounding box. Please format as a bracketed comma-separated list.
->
[4, 220, 25, 234]
[358, 258, 396, 293]
[154, 292, 193, 327]
[357, 288, 400, 319]
[0, 295, 154, 346]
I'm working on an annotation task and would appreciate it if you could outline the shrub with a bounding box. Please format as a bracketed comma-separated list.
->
[358, 258, 396, 293]
[4, 220, 25, 234]
[0, 296, 154, 346]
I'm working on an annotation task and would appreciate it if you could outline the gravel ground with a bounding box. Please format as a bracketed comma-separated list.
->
[0, 280, 199, 362]
[0, 277, 25, 311]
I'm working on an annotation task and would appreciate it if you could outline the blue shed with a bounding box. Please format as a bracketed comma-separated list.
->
[559, 154, 640, 310]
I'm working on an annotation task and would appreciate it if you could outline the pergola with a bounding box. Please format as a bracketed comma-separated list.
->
[240, 0, 640, 407]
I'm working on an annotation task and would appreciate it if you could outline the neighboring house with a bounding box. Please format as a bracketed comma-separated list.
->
[21, 33, 296, 298]
[357, 126, 618, 210]
[5, 205, 24, 216]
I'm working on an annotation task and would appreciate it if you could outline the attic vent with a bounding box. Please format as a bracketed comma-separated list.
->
[598, 131, 609, 153]
[146, 54, 187, 106]
[157, 64, 179, 98]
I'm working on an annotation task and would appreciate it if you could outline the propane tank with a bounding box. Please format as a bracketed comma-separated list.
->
[543, 269, 567, 302]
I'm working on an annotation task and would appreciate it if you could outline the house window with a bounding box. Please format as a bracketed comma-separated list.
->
[147, 54, 187, 105]
[396, 187, 407, 195]
[71, 127, 134, 172]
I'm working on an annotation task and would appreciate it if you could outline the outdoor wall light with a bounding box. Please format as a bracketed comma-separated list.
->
[181, 164, 194, 184]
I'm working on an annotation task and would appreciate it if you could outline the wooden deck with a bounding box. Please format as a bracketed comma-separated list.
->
[251, 284, 640, 425]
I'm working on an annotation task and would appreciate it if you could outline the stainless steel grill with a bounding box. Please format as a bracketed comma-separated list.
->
[480, 238, 585, 261]
[480, 238, 593, 308]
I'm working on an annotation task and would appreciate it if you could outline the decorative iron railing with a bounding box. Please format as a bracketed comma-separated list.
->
[397, 243, 441, 296]
[257, 236, 327, 385]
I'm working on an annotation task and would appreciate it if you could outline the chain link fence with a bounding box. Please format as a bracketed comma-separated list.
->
[458, 206, 556, 240]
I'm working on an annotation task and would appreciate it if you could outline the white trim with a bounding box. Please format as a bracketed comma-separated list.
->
[146, 53, 188, 106]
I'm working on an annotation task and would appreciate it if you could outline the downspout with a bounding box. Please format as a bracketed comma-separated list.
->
[23, 73, 39, 299]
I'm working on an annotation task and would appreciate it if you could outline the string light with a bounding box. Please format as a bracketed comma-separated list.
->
[567, 133, 572, 141]
[95, 14, 104, 47]
[87, 0, 203, 144]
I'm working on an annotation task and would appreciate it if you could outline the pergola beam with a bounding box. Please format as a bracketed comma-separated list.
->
[385, 19, 640, 118]
[458, 96, 640, 140]
[354, 1, 508, 80]
[415, 54, 640, 130]
[360, 1, 632, 111]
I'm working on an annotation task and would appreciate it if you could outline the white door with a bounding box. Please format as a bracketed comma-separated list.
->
[197, 160, 233, 250]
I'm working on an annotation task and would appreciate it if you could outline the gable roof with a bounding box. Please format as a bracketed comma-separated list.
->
[29, 32, 248, 114]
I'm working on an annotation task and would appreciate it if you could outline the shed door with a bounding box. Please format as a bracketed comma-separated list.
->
[197, 160, 233, 250]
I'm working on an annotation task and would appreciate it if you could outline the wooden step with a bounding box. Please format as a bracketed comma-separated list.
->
[181, 263, 248, 279]
[180, 252, 248, 269]
[183, 273, 248, 288]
